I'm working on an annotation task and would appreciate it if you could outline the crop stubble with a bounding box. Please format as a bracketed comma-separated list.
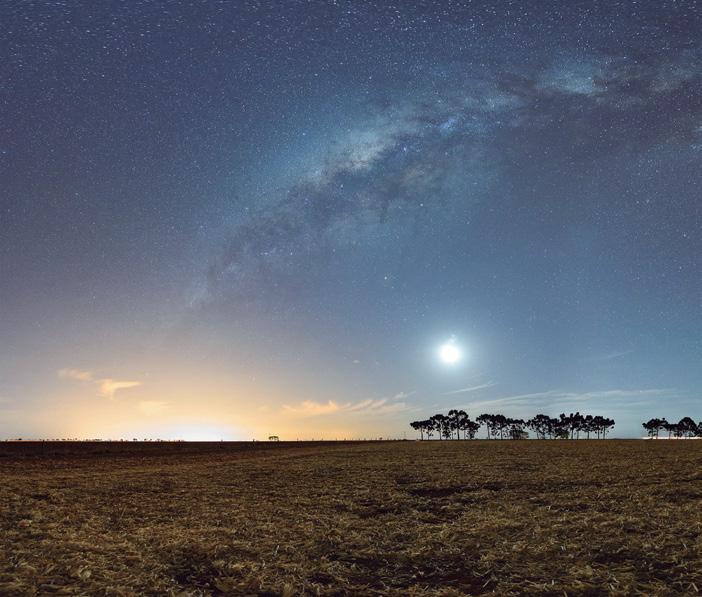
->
[1, 440, 701, 595]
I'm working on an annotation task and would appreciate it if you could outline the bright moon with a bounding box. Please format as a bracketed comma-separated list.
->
[439, 342, 461, 364]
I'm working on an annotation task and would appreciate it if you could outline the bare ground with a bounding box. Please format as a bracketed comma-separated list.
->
[1, 440, 701, 595]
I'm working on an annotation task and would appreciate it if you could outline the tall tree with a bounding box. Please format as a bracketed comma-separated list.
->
[425, 419, 435, 440]
[430, 415, 445, 440]
[601, 417, 615, 438]
[410, 420, 421, 440]
[569, 412, 585, 439]
[493, 414, 509, 439]
[556, 414, 571, 439]
[440, 416, 453, 440]
[476, 414, 494, 439]
[658, 418, 669, 438]
[591, 416, 603, 439]
[527, 414, 550, 439]
[464, 418, 480, 439]
[663, 420, 679, 438]
[507, 418, 528, 439]
[642, 418, 666, 439]
[447, 409, 467, 440]
[642, 419, 657, 438]
[678, 417, 697, 438]
[431, 414, 452, 440]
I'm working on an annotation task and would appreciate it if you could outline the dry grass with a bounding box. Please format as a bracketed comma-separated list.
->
[1, 440, 701, 595]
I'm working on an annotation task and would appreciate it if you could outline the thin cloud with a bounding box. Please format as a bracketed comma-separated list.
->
[586, 350, 635, 362]
[463, 388, 677, 411]
[58, 368, 94, 382]
[98, 379, 142, 399]
[283, 400, 342, 416]
[444, 382, 496, 395]
[346, 398, 408, 414]
[282, 395, 413, 417]
[59, 368, 142, 399]
[392, 390, 415, 400]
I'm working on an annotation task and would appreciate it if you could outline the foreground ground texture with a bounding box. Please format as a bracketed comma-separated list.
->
[1, 440, 701, 595]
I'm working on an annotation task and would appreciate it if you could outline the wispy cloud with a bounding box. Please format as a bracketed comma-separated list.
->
[585, 350, 635, 362]
[392, 390, 415, 400]
[463, 388, 677, 412]
[59, 368, 142, 399]
[99, 379, 141, 399]
[58, 368, 94, 382]
[443, 382, 496, 395]
[282, 392, 414, 418]
[283, 400, 342, 416]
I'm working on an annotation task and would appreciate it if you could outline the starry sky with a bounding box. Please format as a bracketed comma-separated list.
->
[1, 1, 700, 440]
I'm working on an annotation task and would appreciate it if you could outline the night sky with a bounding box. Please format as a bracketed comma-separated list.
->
[1, 1, 701, 440]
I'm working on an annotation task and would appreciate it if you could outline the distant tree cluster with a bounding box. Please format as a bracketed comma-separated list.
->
[410, 410, 480, 440]
[410, 411, 615, 440]
[642, 417, 702, 438]
[525, 413, 615, 439]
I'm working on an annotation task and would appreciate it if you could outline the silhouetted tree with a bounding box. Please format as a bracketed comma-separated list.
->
[448, 409, 467, 440]
[413, 411, 620, 441]
[429, 415, 444, 440]
[494, 414, 510, 439]
[463, 418, 481, 439]
[458, 410, 474, 439]
[590, 416, 604, 439]
[431, 414, 451, 440]
[414, 412, 484, 440]
[440, 417, 453, 440]
[642, 419, 658, 438]
[476, 414, 494, 439]
[601, 417, 615, 438]
[410, 420, 425, 440]
[558, 412, 586, 439]
[582, 414, 595, 439]
[677, 417, 697, 438]
[570, 412, 585, 439]
[454, 410, 468, 439]
[663, 420, 679, 438]
[642, 418, 667, 439]
[527, 414, 550, 439]
[554, 414, 571, 439]
[506, 418, 528, 439]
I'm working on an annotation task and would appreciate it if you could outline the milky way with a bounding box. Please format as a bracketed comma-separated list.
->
[207, 51, 702, 303]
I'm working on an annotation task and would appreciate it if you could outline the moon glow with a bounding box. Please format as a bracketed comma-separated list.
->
[439, 341, 461, 365]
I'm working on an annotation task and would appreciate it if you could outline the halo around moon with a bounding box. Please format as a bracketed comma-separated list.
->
[438, 340, 462, 365]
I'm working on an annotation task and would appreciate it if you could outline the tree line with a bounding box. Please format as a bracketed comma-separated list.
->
[410, 410, 615, 440]
[642, 417, 702, 438]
